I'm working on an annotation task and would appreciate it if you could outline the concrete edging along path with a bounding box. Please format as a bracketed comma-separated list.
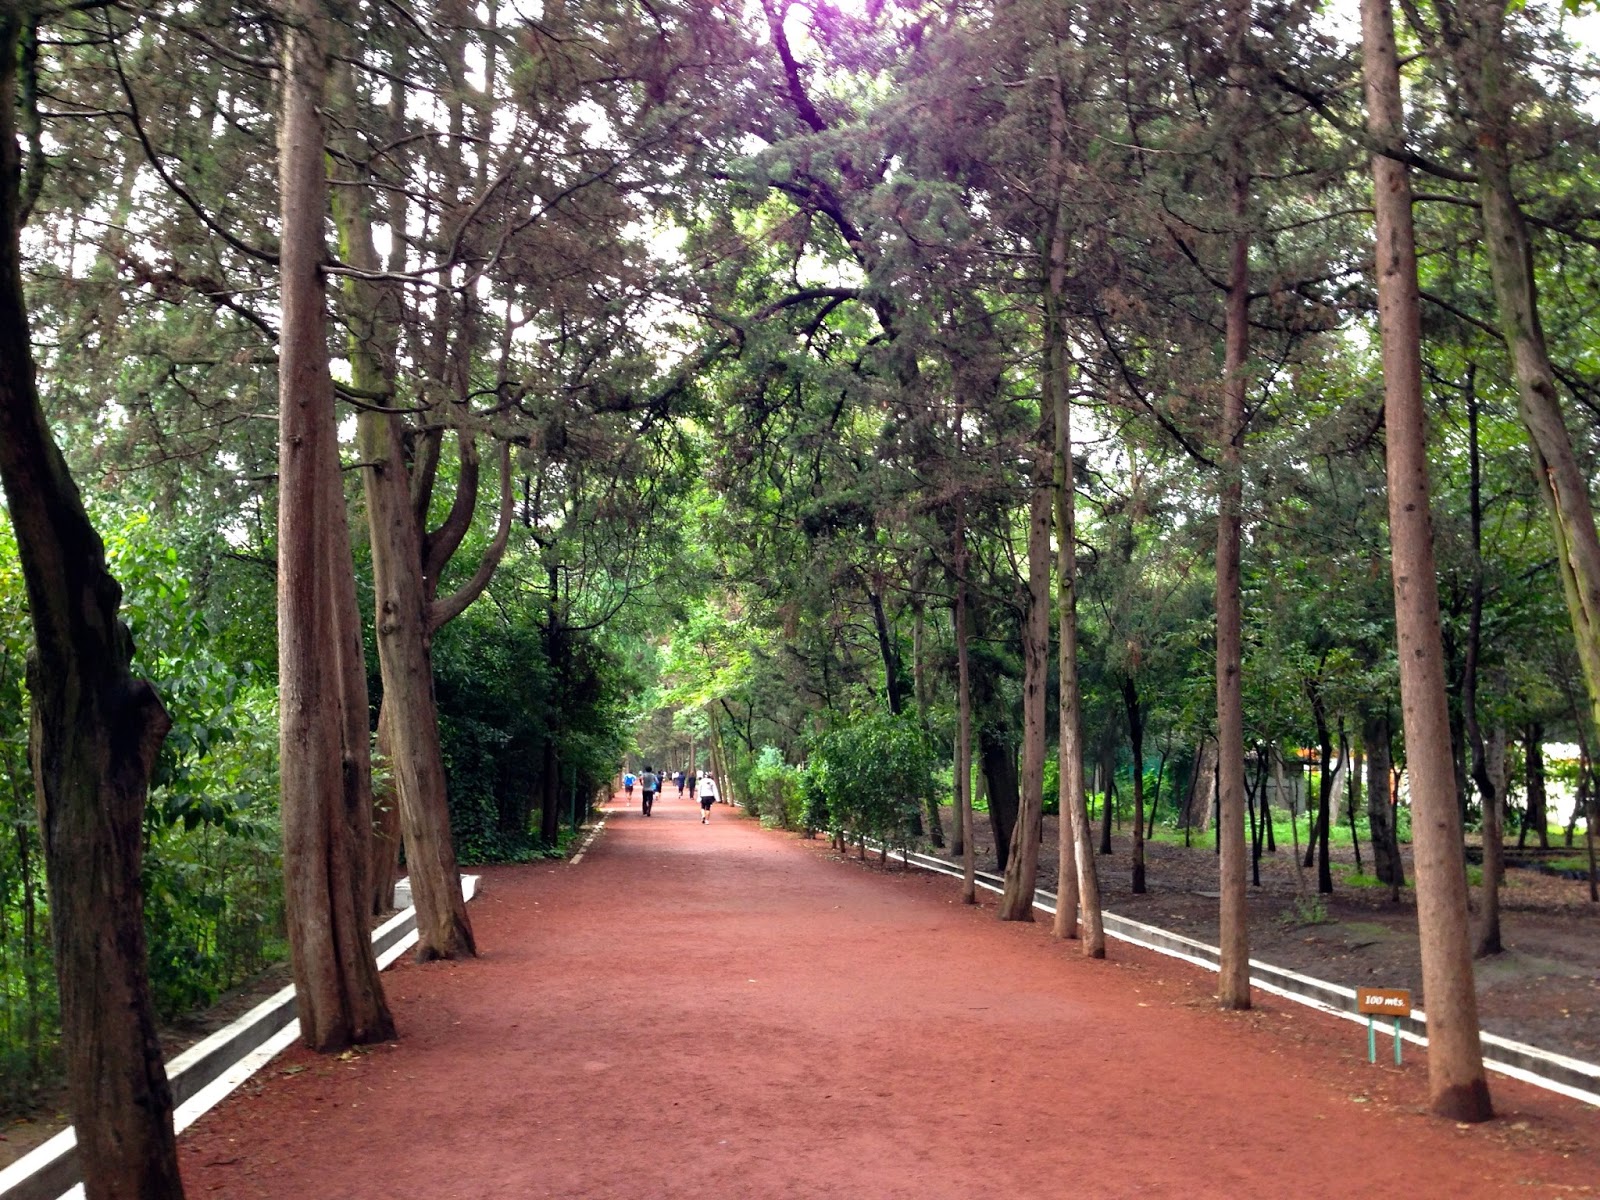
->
[0, 875, 480, 1200]
[888, 843, 1600, 1107]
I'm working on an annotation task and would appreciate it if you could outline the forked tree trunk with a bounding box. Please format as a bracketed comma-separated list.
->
[1362, 0, 1492, 1121]
[329, 78, 475, 958]
[1215, 0, 1253, 1010]
[1049, 324, 1104, 954]
[999, 412, 1052, 921]
[277, 0, 395, 1052]
[0, 17, 184, 1195]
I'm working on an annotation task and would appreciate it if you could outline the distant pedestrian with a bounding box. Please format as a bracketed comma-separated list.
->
[622, 770, 636, 803]
[640, 766, 659, 817]
[674, 770, 686, 798]
[698, 773, 718, 823]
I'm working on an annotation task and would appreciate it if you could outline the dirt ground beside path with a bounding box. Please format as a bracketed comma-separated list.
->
[182, 793, 1600, 1199]
[943, 806, 1600, 1062]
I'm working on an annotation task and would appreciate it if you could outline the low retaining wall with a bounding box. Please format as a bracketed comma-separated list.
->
[0, 875, 479, 1200]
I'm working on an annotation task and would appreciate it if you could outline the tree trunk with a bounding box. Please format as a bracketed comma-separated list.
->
[980, 727, 1019, 875]
[361, 401, 476, 959]
[1279, 747, 1309, 895]
[955, 503, 976, 904]
[0, 15, 185, 1194]
[369, 709, 403, 916]
[999, 410, 1053, 922]
[868, 588, 904, 717]
[1365, 710, 1404, 892]
[1344, 728, 1363, 872]
[1475, 724, 1506, 957]
[1308, 688, 1335, 893]
[1523, 724, 1548, 850]
[1044, 165, 1104, 949]
[277, 0, 396, 1052]
[1459, 0, 1600, 756]
[1256, 743, 1275, 853]
[1182, 739, 1218, 834]
[1212, 0, 1253, 1012]
[1124, 677, 1147, 894]
[1460, 376, 1501, 954]
[330, 126, 475, 961]
[1099, 730, 1118, 856]
[1362, 0, 1492, 1120]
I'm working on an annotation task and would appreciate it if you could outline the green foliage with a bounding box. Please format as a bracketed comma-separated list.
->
[431, 591, 633, 862]
[1280, 894, 1330, 927]
[746, 745, 803, 829]
[2, 507, 284, 1101]
[106, 510, 285, 1021]
[802, 709, 937, 854]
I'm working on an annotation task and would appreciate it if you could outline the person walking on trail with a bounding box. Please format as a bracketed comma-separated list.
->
[640, 766, 659, 817]
[622, 770, 636, 804]
[697, 773, 719, 823]
[674, 770, 685, 798]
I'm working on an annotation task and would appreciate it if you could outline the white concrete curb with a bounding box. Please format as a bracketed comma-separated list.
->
[0, 875, 479, 1200]
[874, 840, 1600, 1108]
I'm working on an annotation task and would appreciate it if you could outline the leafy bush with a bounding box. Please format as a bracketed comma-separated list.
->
[106, 512, 284, 1021]
[432, 599, 631, 859]
[803, 710, 936, 856]
[747, 745, 802, 829]
[798, 760, 830, 835]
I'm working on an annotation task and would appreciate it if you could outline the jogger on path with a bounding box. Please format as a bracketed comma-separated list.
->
[697, 773, 718, 822]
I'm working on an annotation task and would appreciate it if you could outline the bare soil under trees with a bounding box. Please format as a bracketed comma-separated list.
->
[171, 791, 1599, 1199]
[949, 806, 1600, 1064]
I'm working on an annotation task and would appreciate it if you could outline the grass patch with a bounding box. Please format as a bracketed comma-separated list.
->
[1280, 894, 1331, 927]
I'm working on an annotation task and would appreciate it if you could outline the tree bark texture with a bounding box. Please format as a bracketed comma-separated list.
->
[999, 417, 1052, 921]
[1364, 710, 1403, 893]
[1362, 0, 1492, 1121]
[1475, 724, 1506, 957]
[331, 165, 477, 961]
[1461, 378, 1501, 953]
[1051, 340, 1104, 955]
[1215, 0, 1252, 1010]
[0, 15, 185, 1195]
[277, 0, 395, 1052]
[1182, 739, 1218, 833]
[980, 727, 1019, 876]
[955, 505, 976, 904]
[868, 588, 903, 717]
[1522, 725, 1548, 850]
[1124, 678, 1146, 895]
[1455, 0, 1600, 754]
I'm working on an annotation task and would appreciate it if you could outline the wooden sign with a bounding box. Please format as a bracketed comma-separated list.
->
[1357, 987, 1412, 1016]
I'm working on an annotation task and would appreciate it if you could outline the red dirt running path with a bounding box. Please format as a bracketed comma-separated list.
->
[182, 792, 1600, 1198]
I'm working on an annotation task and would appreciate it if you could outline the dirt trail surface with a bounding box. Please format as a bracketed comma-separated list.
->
[181, 795, 1600, 1199]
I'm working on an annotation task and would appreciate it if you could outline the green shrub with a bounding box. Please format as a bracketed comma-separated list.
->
[803, 710, 936, 856]
[748, 746, 802, 829]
